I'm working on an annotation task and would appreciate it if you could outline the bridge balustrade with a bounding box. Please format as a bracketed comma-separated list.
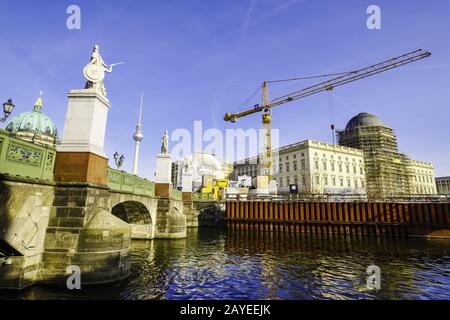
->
[0, 129, 56, 181]
[107, 167, 155, 197]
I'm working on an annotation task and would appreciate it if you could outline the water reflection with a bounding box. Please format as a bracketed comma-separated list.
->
[1, 228, 449, 300]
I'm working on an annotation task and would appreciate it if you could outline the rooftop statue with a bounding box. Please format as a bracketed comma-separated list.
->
[83, 45, 123, 96]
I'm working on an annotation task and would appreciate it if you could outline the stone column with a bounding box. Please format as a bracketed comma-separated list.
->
[54, 88, 110, 185]
[42, 87, 131, 286]
[182, 173, 193, 201]
[155, 153, 172, 197]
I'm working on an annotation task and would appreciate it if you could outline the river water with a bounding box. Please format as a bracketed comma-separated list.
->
[4, 228, 450, 300]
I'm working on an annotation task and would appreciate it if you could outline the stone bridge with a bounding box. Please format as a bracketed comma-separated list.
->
[0, 129, 215, 289]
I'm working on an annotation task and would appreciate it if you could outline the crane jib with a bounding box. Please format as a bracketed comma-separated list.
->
[224, 49, 431, 121]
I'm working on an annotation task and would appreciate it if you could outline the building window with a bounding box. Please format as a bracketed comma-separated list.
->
[323, 162, 327, 171]
[353, 166, 357, 174]
[360, 167, 363, 175]
[331, 162, 335, 172]
[301, 159, 306, 170]
[354, 179, 358, 188]
[293, 161, 298, 171]
[347, 178, 351, 187]
[346, 164, 350, 173]
[315, 161, 319, 170]
[316, 175, 320, 185]
[324, 176, 328, 186]
[286, 163, 290, 172]
[340, 178, 344, 187]
[279, 164, 283, 173]
[332, 177, 336, 186]
[293, 154, 297, 159]
[339, 163, 342, 172]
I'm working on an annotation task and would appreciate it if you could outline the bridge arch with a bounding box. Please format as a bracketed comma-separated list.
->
[111, 200, 152, 224]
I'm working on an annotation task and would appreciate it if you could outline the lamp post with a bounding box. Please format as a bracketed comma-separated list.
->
[113, 151, 125, 170]
[1, 98, 15, 122]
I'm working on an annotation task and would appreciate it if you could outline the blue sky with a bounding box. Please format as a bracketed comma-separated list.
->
[1, 0, 449, 179]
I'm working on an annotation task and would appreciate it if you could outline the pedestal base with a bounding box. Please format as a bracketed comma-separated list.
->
[155, 154, 172, 184]
[155, 183, 172, 198]
[54, 152, 108, 185]
[181, 173, 193, 193]
[182, 192, 192, 201]
[58, 88, 111, 159]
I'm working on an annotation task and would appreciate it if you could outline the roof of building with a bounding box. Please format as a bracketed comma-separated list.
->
[5, 94, 58, 146]
[234, 139, 364, 165]
[345, 112, 384, 130]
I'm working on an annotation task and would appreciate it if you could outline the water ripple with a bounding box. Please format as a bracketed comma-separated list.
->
[2, 229, 449, 300]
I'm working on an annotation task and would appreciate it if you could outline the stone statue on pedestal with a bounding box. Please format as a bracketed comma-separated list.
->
[161, 130, 169, 155]
[83, 45, 123, 97]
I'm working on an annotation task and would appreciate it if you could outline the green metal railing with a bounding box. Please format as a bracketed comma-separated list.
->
[107, 168, 155, 197]
[172, 189, 183, 201]
[192, 192, 215, 202]
[0, 129, 56, 181]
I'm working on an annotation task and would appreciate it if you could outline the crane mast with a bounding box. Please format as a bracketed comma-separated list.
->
[224, 49, 431, 182]
[260, 81, 273, 178]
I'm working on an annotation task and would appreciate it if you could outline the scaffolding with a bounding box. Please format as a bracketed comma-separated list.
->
[337, 125, 413, 199]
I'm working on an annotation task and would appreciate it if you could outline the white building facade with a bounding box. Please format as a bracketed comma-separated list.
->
[171, 152, 229, 191]
[436, 176, 450, 195]
[234, 140, 366, 195]
[407, 160, 437, 195]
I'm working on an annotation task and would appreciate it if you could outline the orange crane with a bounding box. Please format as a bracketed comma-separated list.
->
[224, 49, 431, 180]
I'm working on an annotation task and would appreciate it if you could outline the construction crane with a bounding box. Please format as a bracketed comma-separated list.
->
[224, 49, 431, 180]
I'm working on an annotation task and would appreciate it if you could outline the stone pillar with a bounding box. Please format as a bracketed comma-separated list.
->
[181, 173, 193, 192]
[181, 173, 193, 201]
[154, 198, 187, 238]
[155, 153, 172, 198]
[55, 88, 110, 185]
[42, 87, 131, 286]
[41, 185, 131, 285]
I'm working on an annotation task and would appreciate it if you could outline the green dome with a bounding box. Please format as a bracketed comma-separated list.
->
[5, 95, 58, 146]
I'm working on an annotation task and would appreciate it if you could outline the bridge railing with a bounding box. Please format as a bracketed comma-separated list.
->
[0, 129, 56, 181]
[172, 189, 183, 201]
[107, 168, 155, 197]
[192, 192, 215, 202]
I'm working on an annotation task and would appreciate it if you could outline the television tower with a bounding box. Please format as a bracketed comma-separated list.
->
[132, 94, 144, 175]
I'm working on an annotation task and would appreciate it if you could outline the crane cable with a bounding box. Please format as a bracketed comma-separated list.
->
[267, 71, 356, 84]
[236, 84, 262, 113]
[234, 71, 355, 113]
[328, 90, 336, 145]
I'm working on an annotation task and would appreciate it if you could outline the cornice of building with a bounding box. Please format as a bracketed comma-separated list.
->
[233, 139, 364, 165]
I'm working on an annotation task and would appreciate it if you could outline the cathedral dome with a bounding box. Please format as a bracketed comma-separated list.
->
[5, 94, 58, 147]
[345, 112, 384, 130]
